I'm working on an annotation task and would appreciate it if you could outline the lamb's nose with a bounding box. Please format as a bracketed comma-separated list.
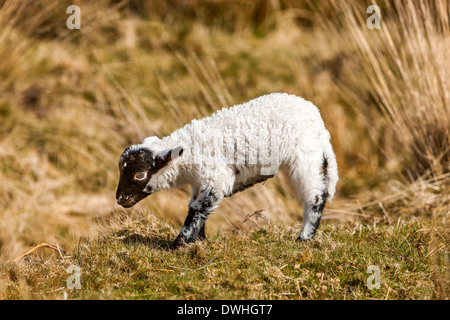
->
[117, 195, 126, 205]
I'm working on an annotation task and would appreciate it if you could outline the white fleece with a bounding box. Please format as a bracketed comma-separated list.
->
[139, 93, 338, 206]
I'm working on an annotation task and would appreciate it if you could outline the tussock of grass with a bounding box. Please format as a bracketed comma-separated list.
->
[0, 212, 441, 300]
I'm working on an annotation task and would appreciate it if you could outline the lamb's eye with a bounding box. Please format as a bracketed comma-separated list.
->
[134, 172, 147, 181]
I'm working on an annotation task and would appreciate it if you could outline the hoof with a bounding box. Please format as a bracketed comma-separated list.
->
[197, 234, 206, 241]
[297, 234, 314, 241]
[172, 233, 205, 249]
[171, 236, 187, 249]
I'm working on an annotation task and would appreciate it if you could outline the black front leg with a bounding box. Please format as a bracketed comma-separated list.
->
[172, 189, 219, 248]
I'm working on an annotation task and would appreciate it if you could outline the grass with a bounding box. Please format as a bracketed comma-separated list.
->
[1, 209, 445, 300]
[0, 0, 448, 299]
[2, 174, 448, 300]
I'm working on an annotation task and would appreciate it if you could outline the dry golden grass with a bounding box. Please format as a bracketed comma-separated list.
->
[0, 0, 448, 299]
[329, 0, 450, 176]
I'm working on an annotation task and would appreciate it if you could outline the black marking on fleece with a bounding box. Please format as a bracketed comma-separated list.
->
[226, 175, 274, 197]
[321, 154, 329, 200]
[310, 190, 328, 232]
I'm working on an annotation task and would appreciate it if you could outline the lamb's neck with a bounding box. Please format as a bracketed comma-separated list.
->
[154, 162, 184, 190]
[156, 135, 188, 190]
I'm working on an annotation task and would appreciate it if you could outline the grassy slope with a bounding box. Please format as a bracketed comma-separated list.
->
[1, 169, 448, 299]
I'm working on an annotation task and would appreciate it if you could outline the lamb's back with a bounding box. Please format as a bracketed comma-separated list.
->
[166, 93, 326, 150]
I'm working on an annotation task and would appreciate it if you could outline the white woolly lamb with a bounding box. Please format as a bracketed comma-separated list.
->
[116, 93, 338, 247]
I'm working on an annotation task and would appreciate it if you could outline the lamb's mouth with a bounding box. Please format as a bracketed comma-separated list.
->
[120, 199, 137, 208]
[117, 193, 149, 208]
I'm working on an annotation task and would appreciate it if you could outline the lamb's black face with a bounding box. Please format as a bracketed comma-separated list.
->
[116, 147, 156, 208]
[116, 144, 184, 208]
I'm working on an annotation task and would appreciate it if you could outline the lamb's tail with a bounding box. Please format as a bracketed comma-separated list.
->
[322, 136, 339, 202]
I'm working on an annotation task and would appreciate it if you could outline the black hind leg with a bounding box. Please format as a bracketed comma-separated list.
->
[291, 153, 329, 241]
[297, 190, 328, 241]
[198, 224, 206, 240]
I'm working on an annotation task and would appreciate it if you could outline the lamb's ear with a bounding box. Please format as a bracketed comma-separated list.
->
[154, 146, 184, 166]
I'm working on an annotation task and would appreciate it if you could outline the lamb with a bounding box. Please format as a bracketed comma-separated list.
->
[116, 93, 338, 248]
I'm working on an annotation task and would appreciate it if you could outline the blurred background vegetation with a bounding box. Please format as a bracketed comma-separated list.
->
[0, 0, 448, 267]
